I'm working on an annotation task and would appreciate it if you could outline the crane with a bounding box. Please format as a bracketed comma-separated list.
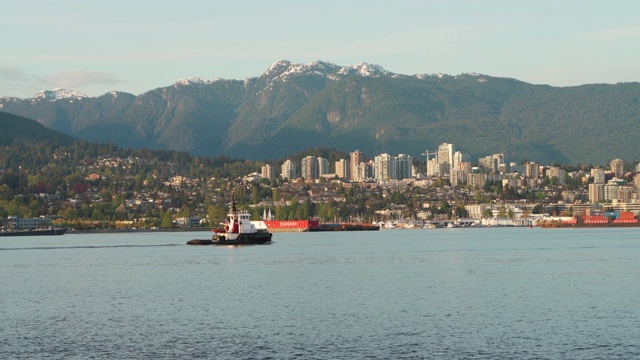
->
[421, 150, 438, 176]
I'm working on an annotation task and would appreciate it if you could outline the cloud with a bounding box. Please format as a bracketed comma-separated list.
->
[583, 26, 640, 41]
[0, 67, 31, 82]
[43, 70, 124, 89]
[0, 68, 125, 98]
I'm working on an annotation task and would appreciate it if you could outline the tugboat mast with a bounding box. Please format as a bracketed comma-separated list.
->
[231, 192, 237, 214]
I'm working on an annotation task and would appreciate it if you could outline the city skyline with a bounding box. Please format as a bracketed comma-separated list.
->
[2, 0, 639, 98]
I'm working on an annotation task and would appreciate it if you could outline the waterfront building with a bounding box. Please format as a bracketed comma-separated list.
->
[2, 215, 58, 230]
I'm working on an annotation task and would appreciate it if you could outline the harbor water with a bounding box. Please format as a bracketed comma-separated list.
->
[2, 228, 640, 359]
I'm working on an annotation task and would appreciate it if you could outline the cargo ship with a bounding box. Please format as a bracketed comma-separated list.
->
[539, 211, 639, 228]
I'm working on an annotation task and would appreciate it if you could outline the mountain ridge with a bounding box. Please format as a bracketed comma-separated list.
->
[1, 60, 639, 165]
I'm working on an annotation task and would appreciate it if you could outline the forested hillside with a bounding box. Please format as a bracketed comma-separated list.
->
[2, 60, 639, 165]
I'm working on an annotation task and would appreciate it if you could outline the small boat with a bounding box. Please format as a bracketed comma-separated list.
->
[0, 227, 67, 237]
[187, 194, 272, 245]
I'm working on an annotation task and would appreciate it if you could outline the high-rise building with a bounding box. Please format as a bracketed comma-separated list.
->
[281, 159, 296, 180]
[317, 157, 329, 177]
[610, 158, 624, 177]
[350, 150, 366, 181]
[426, 157, 439, 177]
[591, 167, 605, 184]
[437, 143, 454, 177]
[301, 156, 319, 180]
[261, 164, 274, 180]
[373, 153, 413, 181]
[335, 159, 350, 179]
[548, 167, 566, 185]
[396, 154, 412, 180]
[479, 153, 504, 174]
[374, 153, 393, 181]
[451, 161, 471, 186]
[525, 162, 539, 179]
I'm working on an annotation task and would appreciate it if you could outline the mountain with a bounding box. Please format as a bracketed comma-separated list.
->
[0, 111, 76, 146]
[1, 60, 640, 165]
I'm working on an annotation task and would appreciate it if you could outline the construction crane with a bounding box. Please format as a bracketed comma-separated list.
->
[421, 150, 437, 175]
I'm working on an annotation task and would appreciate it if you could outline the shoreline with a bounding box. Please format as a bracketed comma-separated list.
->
[69, 228, 212, 234]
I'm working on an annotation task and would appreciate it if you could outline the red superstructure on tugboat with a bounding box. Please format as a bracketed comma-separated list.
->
[187, 194, 272, 245]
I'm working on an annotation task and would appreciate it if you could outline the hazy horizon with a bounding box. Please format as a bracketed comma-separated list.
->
[2, 0, 639, 98]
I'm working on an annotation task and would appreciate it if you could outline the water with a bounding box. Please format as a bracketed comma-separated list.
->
[2, 228, 640, 359]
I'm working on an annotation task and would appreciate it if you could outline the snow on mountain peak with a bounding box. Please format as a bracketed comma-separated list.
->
[174, 77, 215, 86]
[33, 88, 89, 101]
[264, 60, 292, 76]
[262, 60, 392, 83]
[338, 62, 389, 77]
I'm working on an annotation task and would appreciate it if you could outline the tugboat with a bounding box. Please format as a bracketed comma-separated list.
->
[187, 194, 272, 245]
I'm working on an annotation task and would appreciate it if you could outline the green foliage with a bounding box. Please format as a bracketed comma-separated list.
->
[3, 71, 640, 165]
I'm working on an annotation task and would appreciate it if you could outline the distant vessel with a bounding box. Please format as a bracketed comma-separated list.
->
[539, 211, 639, 228]
[313, 223, 380, 231]
[187, 194, 272, 245]
[0, 228, 68, 237]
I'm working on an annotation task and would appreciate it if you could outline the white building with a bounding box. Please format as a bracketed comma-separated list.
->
[281, 159, 296, 180]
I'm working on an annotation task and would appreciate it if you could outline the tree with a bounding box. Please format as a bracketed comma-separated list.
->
[208, 205, 226, 227]
[161, 211, 173, 229]
[532, 203, 545, 214]
[454, 204, 469, 219]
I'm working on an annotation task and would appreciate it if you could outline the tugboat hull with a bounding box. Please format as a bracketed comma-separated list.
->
[187, 231, 272, 246]
[215, 231, 272, 245]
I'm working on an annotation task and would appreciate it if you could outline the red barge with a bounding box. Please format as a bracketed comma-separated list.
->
[539, 211, 639, 228]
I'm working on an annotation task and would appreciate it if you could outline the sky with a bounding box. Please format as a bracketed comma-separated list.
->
[1, 0, 639, 98]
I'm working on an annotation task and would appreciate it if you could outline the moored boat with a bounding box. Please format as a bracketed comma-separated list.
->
[0, 228, 68, 236]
